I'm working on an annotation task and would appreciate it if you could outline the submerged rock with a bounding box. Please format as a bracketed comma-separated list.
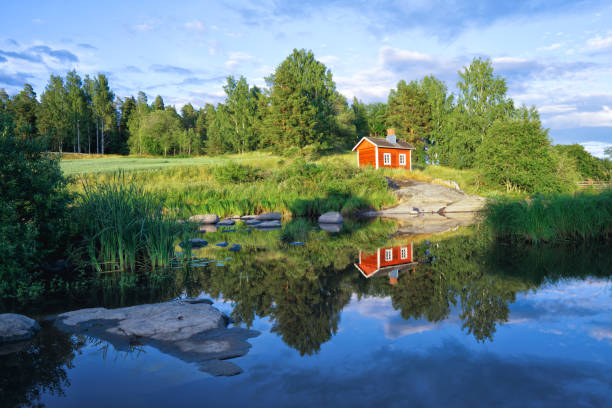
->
[198, 224, 218, 233]
[216, 241, 229, 247]
[229, 244, 242, 252]
[217, 219, 235, 226]
[257, 220, 282, 228]
[318, 212, 343, 224]
[257, 212, 282, 221]
[0, 313, 40, 344]
[53, 300, 259, 376]
[245, 219, 262, 226]
[180, 238, 208, 248]
[319, 223, 342, 233]
[189, 214, 219, 224]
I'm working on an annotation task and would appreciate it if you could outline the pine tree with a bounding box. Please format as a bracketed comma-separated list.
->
[9, 84, 39, 140]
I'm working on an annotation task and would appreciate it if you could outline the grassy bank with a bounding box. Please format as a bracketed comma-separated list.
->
[69, 155, 397, 217]
[484, 189, 612, 243]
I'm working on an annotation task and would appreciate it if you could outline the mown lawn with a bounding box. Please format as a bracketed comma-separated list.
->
[60, 152, 282, 176]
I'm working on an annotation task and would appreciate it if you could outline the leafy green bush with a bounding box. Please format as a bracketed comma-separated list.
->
[477, 114, 573, 193]
[0, 134, 71, 298]
[213, 162, 262, 183]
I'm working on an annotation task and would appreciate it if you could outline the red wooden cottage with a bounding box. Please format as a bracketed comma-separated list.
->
[354, 243, 417, 285]
[352, 128, 415, 170]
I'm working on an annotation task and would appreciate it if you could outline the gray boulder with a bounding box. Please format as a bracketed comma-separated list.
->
[257, 212, 282, 221]
[318, 211, 343, 224]
[217, 219, 236, 226]
[245, 219, 262, 226]
[189, 214, 219, 224]
[53, 300, 259, 376]
[0, 313, 40, 344]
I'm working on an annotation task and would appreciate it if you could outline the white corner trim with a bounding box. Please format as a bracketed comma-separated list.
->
[357, 150, 360, 167]
[377, 248, 380, 269]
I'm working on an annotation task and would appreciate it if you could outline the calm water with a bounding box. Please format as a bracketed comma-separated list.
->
[2, 219, 612, 407]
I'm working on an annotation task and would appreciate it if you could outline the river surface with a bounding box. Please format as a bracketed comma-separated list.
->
[1, 219, 611, 407]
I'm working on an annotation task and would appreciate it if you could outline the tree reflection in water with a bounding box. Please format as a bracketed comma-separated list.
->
[0, 322, 83, 408]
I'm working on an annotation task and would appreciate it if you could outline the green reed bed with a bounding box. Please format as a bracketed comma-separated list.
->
[74, 175, 193, 273]
[484, 189, 612, 243]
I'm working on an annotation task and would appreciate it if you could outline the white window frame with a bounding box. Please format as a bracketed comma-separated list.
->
[385, 249, 393, 262]
[383, 153, 391, 166]
[401, 247, 408, 259]
[399, 153, 406, 166]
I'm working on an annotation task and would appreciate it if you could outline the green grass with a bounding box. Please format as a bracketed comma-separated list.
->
[484, 189, 612, 243]
[68, 155, 397, 218]
[61, 152, 281, 175]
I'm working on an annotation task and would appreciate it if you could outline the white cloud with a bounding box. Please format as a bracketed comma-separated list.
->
[580, 141, 612, 158]
[224, 52, 254, 69]
[546, 106, 612, 129]
[590, 328, 612, 341]
[318, 55, 340, 66]
[134, 23, 154, 32]
[185, 20, 205, 32]
[380, 46, 435, 66]
[538, 104, 576, 114]
[587, 35, 612, 50]
[537, 43, 563, 51]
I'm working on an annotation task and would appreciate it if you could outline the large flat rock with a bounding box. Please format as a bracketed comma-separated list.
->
[0, 313, 40, 344]
[53, 300, 259, 376]
[362, 181, 486, 234]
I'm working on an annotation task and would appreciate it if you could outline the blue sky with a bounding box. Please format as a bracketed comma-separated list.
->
[1, 0, 611, 156]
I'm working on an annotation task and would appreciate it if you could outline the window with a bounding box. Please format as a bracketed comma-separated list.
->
[399, 154, 406, 165]
[383, 153, 391, 165]
[401, 247, 408, 259]
[385, 249, 393, 261]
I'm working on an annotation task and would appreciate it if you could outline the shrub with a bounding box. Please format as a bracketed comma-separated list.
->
[0, 134, 71, 298]
[213, 162, 262, 183]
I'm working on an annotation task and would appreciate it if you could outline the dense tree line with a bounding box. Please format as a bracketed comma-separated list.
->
[1, 49, 609, 191]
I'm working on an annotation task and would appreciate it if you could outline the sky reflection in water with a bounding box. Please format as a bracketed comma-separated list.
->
[3, 222, 611, 407]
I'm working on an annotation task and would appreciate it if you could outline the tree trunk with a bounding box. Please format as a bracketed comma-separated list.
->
[77, 120, 81, 153]
[88, 122, 91, 154]
[96, 120, 99, 154]
[101, 118, 105, 155]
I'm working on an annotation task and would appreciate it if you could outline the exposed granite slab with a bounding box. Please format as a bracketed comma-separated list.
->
[52, 300, 259, 376]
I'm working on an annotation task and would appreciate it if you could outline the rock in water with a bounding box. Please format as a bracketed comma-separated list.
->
[217, 219, 235, 226]
[53, 301, 259, 377]
[229, 244, 242, 252]
[198, 224, 218, 233]
[216, 242, 229, 247]
[0, 314, 40, 344]
[245, 219, 262, 226]
[319, 223, 342, 233]
[180, 238, 208, 248]
[257, 220, 282, 228]
[189, 214, 219, 224]
[257, 212, 282, 221]
[318, 212, 343, 224]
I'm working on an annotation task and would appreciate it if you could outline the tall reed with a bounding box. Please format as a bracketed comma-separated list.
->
[484, 189, 612, 243]
[74, 174, 190, 273]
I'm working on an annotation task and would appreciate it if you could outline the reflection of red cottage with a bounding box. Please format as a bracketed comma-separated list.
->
[355, 243, 417, 285]
[352, 128, 415, 170]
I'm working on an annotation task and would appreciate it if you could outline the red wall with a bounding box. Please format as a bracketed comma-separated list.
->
[378, 148, 411, 170]
[357, 244, 414, 277]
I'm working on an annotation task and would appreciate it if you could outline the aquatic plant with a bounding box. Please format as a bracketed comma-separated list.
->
[74, 174, 192, 273]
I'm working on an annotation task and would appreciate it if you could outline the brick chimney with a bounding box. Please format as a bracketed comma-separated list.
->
[386, 128, 396, 144]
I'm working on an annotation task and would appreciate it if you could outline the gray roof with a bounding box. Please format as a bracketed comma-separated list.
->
[353, 137, 415, 151]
